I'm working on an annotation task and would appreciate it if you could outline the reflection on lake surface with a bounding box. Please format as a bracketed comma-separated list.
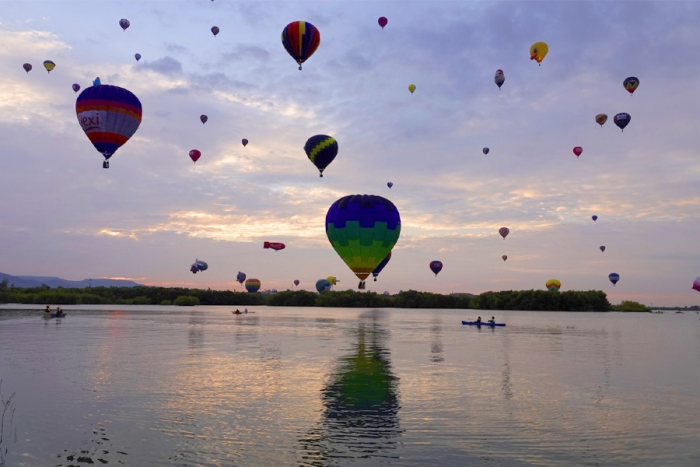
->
[0, 305, 699, 466]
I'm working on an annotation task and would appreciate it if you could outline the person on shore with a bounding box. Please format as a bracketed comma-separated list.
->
[476, 316, 482, 323]
[488, 316, 496, 324]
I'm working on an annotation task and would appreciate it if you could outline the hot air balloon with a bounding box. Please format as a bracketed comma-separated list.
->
[316, 279, 331, 293]
[190, 259, 208, 274]
[692, 277, 700, 293]
[72, 83, 80, 93]
[93, 77, 101, 86]
[43, 60, 55, 73]
[211, 26, 219, 36]
[494, 69, 505, 89]
[119, 19, 130, 31]
[22, 63, 32, 73]
[263, 242, 286, 251]
[600, 246, 606, 252]
[530, 42, 548, 65]
[573, 146, 583, 158]
[189, 149, 201, 163]
[609, 273, 619, 286]
[592, 215, 598, 221]
[326, 276, 338, 286]
[294, 279, 300, 287]
[387, 182, 393, 189]
[623, 77, 639, 95]
[134, 53, 141, 62]
[245, 278, 261, 293]
[242, 139, 248, 147]
[483, 147, 489, 155]
[502, 255, 507, 261]
[429, 261, 443, 276]
[372, 252, 392, 281]
[546, 279, 561, 291]
[200, 115, 208, 124]
[76, 82, 142, 168]
[326, 194, 401, 289]
[408, 84, 416, 94]
[236, 271, 246, 285]
[281, 21, 320, 70]
[499, 227, 509, 239]
[304, 134, 338, 177]
[595, 114, 608, 127]
[378, 17, 388, 29]
[614, 113, 631, 132]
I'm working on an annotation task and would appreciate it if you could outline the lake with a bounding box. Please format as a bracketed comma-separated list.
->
[1, 305, 699, 466]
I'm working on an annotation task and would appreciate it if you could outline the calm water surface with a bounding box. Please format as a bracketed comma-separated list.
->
[1, 305, 699, 466]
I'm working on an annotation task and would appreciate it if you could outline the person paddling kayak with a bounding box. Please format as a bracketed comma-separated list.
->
[44, 305, 51, 314]
[476, 316, 482, 323]
[488, 316, 496, 325]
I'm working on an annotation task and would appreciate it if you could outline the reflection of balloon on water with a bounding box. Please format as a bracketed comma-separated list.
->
[189, 149, 201, 163]
[573, 146, 583, 158]
[592, 215, 598, 221]
[236, 271, 246, 285]
[316, 279, 331, 293]
[614, 113, 631, 132]
[72, 83, 80, 93]
[304, 134, 338, 177]
[600, 246, 606, 252]
[245, 278, 261, 293]
[429, 260, 443, 276]
[530, 42, 548, 65]
[609, 273, 619, 286]
[200, 114, 208, 124]
[294, 279, 300, 287]
[408, 84, 416, 94]
[546, 279, 561, 291]
[692, 277, 700, 293]
[499, 227, 509, 239]
[134, 53, 141, 62]
[494, 69, 505, 89]
[326, 195, 401, 289]
[596, 114, 608, 127]
[281, 21, 320, 70]
[76, 82, 142, 169]
[190, 259, 208, 274]
[242, 138, 248, 147]
[387, 182, 393, 189]
[23, 63, 32, 73]
[372, 252, 391, 281]
[623, 77, 639, 95]
[378, 17, 388, 29]
[483, 147, 489, 155]
[211, 26, 219, 36]
[119, 19, 130, 31]
[502, 255, 507, 261]
[43, 60, 55, 73]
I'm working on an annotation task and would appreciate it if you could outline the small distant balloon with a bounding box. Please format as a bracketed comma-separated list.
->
[294, 279, 300, 287]
[23, 63, 32, 73]
[623, 77, 639, 95]
[387, 182, 393, 188]
[595, 114, 608, 127]
[483, 147, 489, 155]
[530, 42, 549, 65]
[429, 260, 443, 276]
[494, 69, 505, 89]
[408, 84, 416, 94]
[236, 271, 246, 285]
[72, 83, 80, 93]
[92, 77, 101, 86]
[692, 277, 700, 293]
[316, 279, 331, 293]
[378, 16, 388, 29]
[546, 279, 561, 292]
[609, 273, 620, 286]
[573, 146, 583, 158]
[43, 60, 55, 73]
[304, 134, 338, 177]
[499, 227, 510, 239]
[200, 115, 208, 124]
[326, 276, 338, 286]
[242, 138, 248, 147]
[600, 246, 606, 252]
[614, 113, 631, 132]
[134, 53, 141, 62]
[263, 241, 286, 251]
[592, 215, 598, 221]
[502, 255, 507, 261]
[189, 149, 201, 163]
[211, 26, 220, 36]
[190, 259, 208, 274]
[245, 278, 261, 293]
[119, 19, 130, 31]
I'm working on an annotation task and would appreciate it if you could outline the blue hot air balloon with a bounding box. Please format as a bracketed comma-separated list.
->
[190, 259, 208, 274]
[609, 273, 620, 286]
[372, 252, 392, 281]
[316, 279, 331, 293]
[236, 271, 246, 285]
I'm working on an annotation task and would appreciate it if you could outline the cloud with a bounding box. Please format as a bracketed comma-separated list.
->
[138, 56, 183, 75]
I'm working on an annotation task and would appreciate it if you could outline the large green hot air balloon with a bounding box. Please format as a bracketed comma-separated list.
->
[325, 195, 401, 289]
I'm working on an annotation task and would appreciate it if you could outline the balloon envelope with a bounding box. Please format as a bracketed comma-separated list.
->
[325, 194, 401, 284]
[499, 227, 509, 239]
[408, 84, 416, 94]
[200, 114, 208, 124]
[294, 279, 300, 286]
[211, 26, 219, 36]
[43, 60, 55, 73]
[614, 113, 631, 131]
[609, 273, 620, 286]
[378, 16, 388, 29]
[494, 69, 505, 89]
[692, 277, 700, 292]
[430, 260, 443, 276]
[623, 77, 639, 95]
[573, 146, 583, 157]
[595, 114, 608, 127]
[242, 138, 248, 147]
[502, 255, 507, 261]
[600, 246, 606, 252]
[236, 271, 246, 285]
[23, 63, 32, 73]
[189, 149, 201, 163]
[72, 83, 80, 93]
[372, 252, 392, 280]
[75, 84, 143, 163]
[387, 182, 393, 188]
[530, 42, 549, 64]
[119, 19, 130, 30]
[134, 53, 141, 61]
[281, 21, 320, 70]
[483, 147, 489, 155]
[316, 279, 331, 293]
[592, 215, 598, 221]
[546, 279, 561, 291]
[304, 135, 338, 177]
[245, 278, 261, 293]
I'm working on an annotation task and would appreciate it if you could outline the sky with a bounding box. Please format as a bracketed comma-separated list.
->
[1, 0, 699, 305]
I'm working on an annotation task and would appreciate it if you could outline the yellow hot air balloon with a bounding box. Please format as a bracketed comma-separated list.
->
[408, 84, 416, 94]
[545, 279, 561, 292]
[43, 60, 56, 73]
[326, 276, 339, 286]
[529, 42, 548, 65]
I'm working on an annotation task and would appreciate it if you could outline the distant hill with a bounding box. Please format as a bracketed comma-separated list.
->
[0, 272, 141, 289]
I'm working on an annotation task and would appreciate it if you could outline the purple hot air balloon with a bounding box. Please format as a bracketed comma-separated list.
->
[242, 138, 248, 147]
[134, 53, 141, 62]
[592, 215, 598, 221]
[294, 279, 300, 287]
[200, 115, 208, 124]
[72, 83, 80, 93]
[372, 252, 392, 281]
[23, 63, 32, 73]
[211, 26, 220, 37]
[387, 182, 393, 188]
[693, 277, 700, 293]
[429, 260, 443, 276]
[499, 227, 509, 239]
[119, 19, 130, 31]
[378, 17, 388, 29]
[600, 246, 606, 252]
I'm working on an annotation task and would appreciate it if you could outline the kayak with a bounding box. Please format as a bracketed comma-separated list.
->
[44, 313, 66, 319]
[462, 321, 505, 327]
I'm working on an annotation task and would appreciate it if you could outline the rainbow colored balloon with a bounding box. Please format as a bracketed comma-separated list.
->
[546, 279, 561, 291]
[245, 278, 261, 293]
[326, 195, 401, 288]
[281, 21, 320, 70]
[75, 83, 142, 168]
